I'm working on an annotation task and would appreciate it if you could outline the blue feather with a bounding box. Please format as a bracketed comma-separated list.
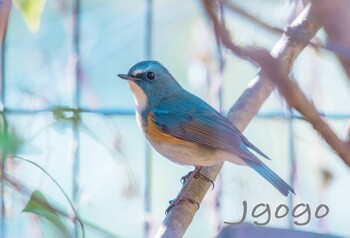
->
[243, 158, 295, 196]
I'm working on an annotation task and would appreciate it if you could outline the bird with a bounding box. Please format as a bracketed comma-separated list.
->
[118, 60, 295, 197]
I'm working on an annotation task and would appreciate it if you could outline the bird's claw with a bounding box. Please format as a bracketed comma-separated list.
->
[180, 168, 215, 190]
[180, 171, 193, 184]
[193, 169, 215, 191]
[166, 168, 214, 214]
[165, 197, 200, 215]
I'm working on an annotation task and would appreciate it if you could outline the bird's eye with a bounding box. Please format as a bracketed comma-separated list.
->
[146, 71, 155, 80]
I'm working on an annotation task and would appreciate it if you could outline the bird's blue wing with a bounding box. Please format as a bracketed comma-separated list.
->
[150, 97, 270, 162]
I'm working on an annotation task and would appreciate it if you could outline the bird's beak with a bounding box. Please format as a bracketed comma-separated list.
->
[117, 74, 139, 81]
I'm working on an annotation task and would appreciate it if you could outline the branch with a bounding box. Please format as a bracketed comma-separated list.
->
[0, 0, 11, 45]
[221, 0, 284, 35]
[311, 0, 350, 81]
[0, 0, 11, 104]
[270, 71, 350, 166]
[155, 3, 321, 238]
[206, 0, 350, 165]
[223, 0, 350, 75]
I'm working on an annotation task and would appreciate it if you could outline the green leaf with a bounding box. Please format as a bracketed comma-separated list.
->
[16, 156, 85, 237]
[23, 190, 73, 238]
[0, 126, 23, 157]
[13, 0, 47, 33]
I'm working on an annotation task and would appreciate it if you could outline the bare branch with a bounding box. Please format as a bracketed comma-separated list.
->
[221, 0, 326, 55]
[311, 0, 350, 81]
[222, 0, 285, 35]
[155, 3, 321, 238]
[228, 3, 320, 129]
[0, 0, 11, 45]
[222, 0, 350, 68]
[0, 0, 11, 108]
[206, 0, 350, 164]
[271, 73, 350, 166]
[346, 122, 350, 145]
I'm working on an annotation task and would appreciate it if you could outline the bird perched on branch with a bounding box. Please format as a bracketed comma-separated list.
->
[118, 60, 294, 198]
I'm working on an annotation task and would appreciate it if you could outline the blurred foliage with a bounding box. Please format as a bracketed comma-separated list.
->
[23, 190, 73, 238]
[15, 155, 86, 237]
[52, 107, 81, 124]
[0, 123, 23, 157]
[321, 169, 333, 189]
[13, 0, 46, 32]
[52, 107, 81, 132]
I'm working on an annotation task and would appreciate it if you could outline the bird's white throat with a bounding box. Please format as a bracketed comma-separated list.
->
[128, 81, 147, 111]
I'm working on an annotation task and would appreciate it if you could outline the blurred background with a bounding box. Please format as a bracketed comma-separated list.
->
[0, 0, 349, 237]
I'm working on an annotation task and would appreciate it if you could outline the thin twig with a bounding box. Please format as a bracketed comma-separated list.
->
[3, 174, 120, 238]
[13, 156, 86, 238]
[222, 0, 350, 62]
[222, 0, 285, 35]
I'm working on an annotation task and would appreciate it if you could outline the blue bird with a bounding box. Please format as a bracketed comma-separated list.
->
[118, 61, 295, 197]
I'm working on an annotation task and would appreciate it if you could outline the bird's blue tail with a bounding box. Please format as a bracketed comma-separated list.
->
[243, 159, 295, 196]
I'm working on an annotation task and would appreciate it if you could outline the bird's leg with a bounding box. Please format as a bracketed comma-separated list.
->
[166, 167, 215, 214]
[181, 166, 215, 190]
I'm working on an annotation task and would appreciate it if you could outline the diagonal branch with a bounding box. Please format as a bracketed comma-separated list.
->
[271, 72, 350, 166]
[206, 0, 350, 163]
[311, 0, 350, 81]
[156, 2, 321, 238]
[223, 0, 350, 79]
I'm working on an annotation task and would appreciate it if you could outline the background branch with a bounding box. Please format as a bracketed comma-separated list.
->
[207, 0, 350, 164]
[311, 0, 350, 81]
[156, 3, 321, 238]
[223, 0, 350, 72]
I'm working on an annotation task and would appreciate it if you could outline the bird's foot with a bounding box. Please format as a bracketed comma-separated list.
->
[165, 197, 200, 215]
[166, 167, 215, 214]
[180, 170, 193, 184]
[181, 167, 215, 190]
[193, 167, 215, 190]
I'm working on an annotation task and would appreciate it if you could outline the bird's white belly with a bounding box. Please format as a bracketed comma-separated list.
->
[147, 139, 246, 167]
[148, 139, 216, 166]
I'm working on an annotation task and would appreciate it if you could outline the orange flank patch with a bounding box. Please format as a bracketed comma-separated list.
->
[146, 113, 193, 147]
[144, 113, 227, 166]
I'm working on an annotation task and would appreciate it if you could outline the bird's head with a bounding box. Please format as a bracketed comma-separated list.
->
[118, 60, 182, 111]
